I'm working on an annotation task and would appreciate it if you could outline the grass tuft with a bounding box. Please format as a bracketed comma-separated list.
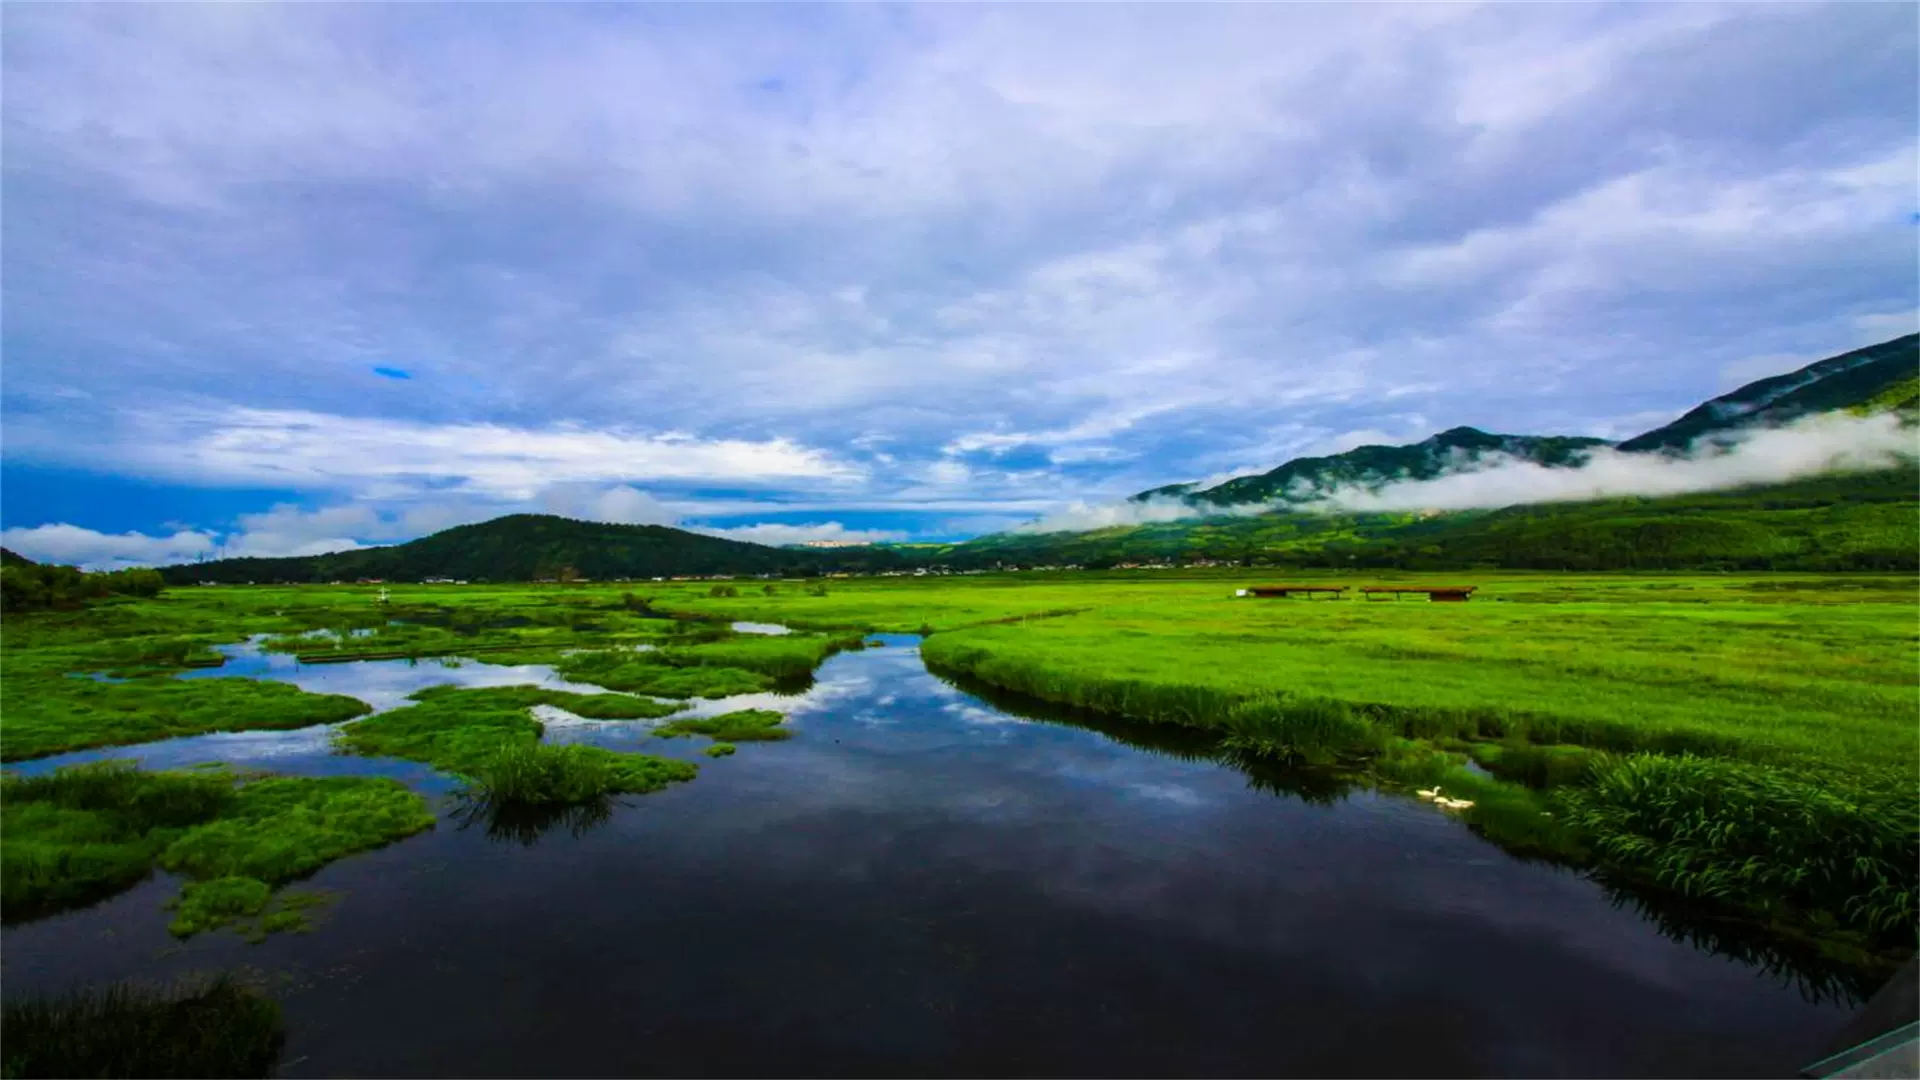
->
[458, 740, 697, 805]
[1218, 694, 1383, 766]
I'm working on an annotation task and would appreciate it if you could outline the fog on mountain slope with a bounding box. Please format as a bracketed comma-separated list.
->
[1312, 410, 1916, 514]
[1031, 334, 1918, 534]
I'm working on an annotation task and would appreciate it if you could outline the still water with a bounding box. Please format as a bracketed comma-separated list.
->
[3, 636, 1852, 1077]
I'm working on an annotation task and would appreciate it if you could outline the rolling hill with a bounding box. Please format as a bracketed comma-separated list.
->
[158, 515, 907, 585]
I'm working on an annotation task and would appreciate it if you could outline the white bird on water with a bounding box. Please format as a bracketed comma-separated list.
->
[1415, 786, 1474, 811]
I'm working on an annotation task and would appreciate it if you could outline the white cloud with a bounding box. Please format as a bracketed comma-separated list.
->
[1014, 495, 1237, 535]
[9, 407, 861, 502]
[0, 524, 218, 570]
[696, 522, 905, 547]
[535, 484, 680, 527]
[1, 3, 1913, 540]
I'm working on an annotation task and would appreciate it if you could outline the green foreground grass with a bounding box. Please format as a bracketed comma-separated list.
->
[1, 975, 284, 1079]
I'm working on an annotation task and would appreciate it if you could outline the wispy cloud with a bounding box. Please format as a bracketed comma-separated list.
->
[2, 3, 1913, 545]
[8, 407, 861, 502]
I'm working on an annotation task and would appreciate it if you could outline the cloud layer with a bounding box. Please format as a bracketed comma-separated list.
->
[3, 4, 1913, 550]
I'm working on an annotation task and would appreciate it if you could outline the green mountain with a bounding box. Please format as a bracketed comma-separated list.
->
[157, 515, 905, 585]
[1613, 333, 1917, 452]
[932, 468, 1918, 572]
[1140, 427, 1612, 509]
[0, 548, 37, 568]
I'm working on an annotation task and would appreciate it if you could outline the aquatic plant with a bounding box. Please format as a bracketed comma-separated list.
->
[458, 740, 696, 805]
[166, 876, 271, 937]
[0, 975, 283, 1079]
[453, 794, 616, 846]
[704, 743, 737, 758]
[654, 709, 789, 742]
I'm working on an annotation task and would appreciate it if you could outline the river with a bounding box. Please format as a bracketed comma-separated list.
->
[2, 632, 1852, 1077]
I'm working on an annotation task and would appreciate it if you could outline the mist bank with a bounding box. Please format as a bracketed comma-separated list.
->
[1312, 411, 1915, 513]
[1017, 412, 1915, 534]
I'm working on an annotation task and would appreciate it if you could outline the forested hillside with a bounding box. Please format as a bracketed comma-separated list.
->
[159, 515, 907, 584]
[930, 469, 1918, 571]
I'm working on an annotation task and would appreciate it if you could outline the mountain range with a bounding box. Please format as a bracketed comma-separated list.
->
[1137, 334, 1917, 509]
[149, 333, 1916, 583]
[156, 516, 907, 585]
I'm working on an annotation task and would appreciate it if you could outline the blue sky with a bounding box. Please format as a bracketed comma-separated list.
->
[2, 3, 1914, 567]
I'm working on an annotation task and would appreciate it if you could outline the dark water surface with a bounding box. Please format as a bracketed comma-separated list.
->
[3, 636, 1852, 1077]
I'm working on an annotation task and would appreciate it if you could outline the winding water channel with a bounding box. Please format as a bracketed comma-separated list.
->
[3, 631, 1855, 1077]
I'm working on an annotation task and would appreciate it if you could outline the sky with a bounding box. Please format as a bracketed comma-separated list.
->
[2, 3, 1915, 568]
